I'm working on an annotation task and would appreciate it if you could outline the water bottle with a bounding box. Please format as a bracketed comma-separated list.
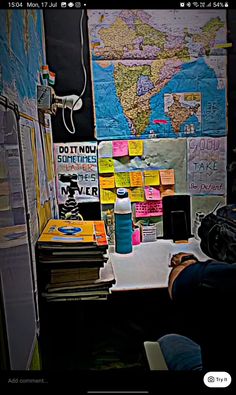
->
[114, 188, 133, 254]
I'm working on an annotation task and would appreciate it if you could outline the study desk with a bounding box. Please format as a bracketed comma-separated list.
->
[109, 238, 210, 292]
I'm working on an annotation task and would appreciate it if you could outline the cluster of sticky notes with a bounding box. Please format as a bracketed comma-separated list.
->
[99, 169, 175, 206]
[98, 140, 176, 217]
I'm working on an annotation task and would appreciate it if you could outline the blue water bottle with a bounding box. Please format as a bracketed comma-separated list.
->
[114, 188, 133, 254]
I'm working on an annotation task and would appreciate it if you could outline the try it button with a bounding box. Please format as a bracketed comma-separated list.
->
[203, 371, 231, 388]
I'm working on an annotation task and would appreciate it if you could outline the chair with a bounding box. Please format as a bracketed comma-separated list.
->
[144, 341, 168, 370]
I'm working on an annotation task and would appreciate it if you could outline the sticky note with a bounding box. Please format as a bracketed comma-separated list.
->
[130, 171, 143, 187]
[100, 188, 116, 204]
[128, 187, 145, 202]
[135, 201, 163, 218]
[161, 185, 175, 198]
[99, 175, 115, 189]
[159, 169, 175, 185]
[98, 158, 114, 173]
[128, 140, 144, 156]
[145, 186, 161, 200]
[112, 140, 129, 157]
[114, 172, 131, 188]
[144, 170, 160, 186]
[98, 141, 113, 158]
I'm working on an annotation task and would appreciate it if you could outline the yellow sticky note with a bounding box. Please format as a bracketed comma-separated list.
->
[98, 158, 114, 174]
[128, 187, 145, 202]
[100, 175, 115, 189]
[144, 170, 160, 186]
[130, 171, 143, 187]
[114, 172, 131, 188]
[100, 188, 116, 204]
[128, 140, 144, 156]
[159, 169, 175, 186]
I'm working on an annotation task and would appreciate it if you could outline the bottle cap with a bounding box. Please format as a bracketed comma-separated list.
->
[117, 188, 128, 198]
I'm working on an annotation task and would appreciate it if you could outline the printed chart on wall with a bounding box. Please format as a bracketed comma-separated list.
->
[87, 10, 227, 140]
[54, 142, 99, 212]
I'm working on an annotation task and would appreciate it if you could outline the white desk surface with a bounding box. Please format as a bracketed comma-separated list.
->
[109, 238, 210, 292]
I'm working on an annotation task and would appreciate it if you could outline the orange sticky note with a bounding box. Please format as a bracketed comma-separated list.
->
[100, 175, 115, 189]
[130, 171, 143, 187]
[160, 185, 175, 197]
[160, 169, 175, 185]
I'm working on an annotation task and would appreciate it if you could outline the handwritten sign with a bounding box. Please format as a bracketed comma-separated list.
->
[144, 170, 160, 186]
[98, 158, 114, 174]
[128, 187, 145, 202]
[188, 137, 226, 195]
[145, 186, 161, 200]
[100, 188, 116, 204]
[115, 172, 131, 188]
[54, 142, 99, 204]
[130, 171, 143, 187]
[112, 140, 129, 157]
[135, 201, 163, 218]
[128, 140, 143, 156]
[100, 175, 115, 189]
[159, 169, 175, 185]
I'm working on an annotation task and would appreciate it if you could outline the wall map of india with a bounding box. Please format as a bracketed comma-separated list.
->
[87, 10, 227, 140]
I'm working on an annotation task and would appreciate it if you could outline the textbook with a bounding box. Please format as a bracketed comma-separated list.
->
[38, 219, 108, 248]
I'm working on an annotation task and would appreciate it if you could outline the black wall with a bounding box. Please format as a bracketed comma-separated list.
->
[44, 9, 236, 204]
[44, 10, 95, 142]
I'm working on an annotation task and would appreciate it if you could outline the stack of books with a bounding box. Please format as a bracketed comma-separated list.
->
[37, 219, 115, 301]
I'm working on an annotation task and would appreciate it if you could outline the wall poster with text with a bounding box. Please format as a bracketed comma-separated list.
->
[54, 142, 99, 205]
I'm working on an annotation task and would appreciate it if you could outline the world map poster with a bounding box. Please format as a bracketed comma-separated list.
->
[87, 10, 227, 140]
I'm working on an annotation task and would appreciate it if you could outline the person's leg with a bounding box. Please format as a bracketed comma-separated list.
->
[158, 333, 202, 371]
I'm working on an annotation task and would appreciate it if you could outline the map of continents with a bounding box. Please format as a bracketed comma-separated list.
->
[87, 10, 227, 140]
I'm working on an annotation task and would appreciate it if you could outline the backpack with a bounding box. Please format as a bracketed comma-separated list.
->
[198, 204, 236, 263]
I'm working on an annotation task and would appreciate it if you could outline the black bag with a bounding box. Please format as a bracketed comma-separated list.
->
[198, 204, 236, 263]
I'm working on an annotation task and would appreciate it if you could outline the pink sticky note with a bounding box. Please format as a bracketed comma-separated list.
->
[145, 186, 161, 200]
[148, 200, 163, 216]
[135, 202, 150, 218]
[135, 201, 163, 218]
[112, 140, 129, 157]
